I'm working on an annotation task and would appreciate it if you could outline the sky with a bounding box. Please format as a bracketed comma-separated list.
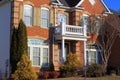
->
[104, 0, 120, 12]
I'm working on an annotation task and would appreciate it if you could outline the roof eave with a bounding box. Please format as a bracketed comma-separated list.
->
[75, 0, 84, 7]
[100, 0, 112, 14]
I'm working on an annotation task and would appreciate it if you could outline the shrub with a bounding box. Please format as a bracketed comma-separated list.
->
[49, 62, 54, 71]
[43, 71, 49, 79]
[59, 53, 82, 77]
[87, 63, 104, 77]
[12, 54, 37, 80]
[49, 71, 60, 78]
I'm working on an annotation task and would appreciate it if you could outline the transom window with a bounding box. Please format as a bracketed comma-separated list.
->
[24, 5, 33, 26]
[58, 14, 67, 24]
[28, 39, 49, 67]
[41, 7, 50, 28]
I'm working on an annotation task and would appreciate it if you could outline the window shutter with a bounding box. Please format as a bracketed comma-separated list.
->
[50, 10, 54, 27]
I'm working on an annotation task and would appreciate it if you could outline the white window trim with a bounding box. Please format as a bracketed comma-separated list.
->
[28, 44, 49, 67]
[41, 7, 50, 28]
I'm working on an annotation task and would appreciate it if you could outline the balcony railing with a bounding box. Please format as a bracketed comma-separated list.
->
[54, 22, 86, 36]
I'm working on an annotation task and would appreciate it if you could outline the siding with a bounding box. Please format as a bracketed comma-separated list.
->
[0, 2, 11, 78]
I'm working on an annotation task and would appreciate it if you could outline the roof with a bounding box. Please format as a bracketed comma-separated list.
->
[59, 0, 81, 7]
[51, 0, 112, 14]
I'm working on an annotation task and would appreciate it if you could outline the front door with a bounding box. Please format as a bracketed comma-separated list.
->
[58, 43, 69, 63]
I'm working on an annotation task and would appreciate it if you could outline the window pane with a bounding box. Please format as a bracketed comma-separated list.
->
[41, 19, 48, 27]
[43, 48, 48, 56]
[42, 48, 48, 66]
[24, 5, 32, 26]
[41, 8, 49, 27]
[33, 47, 40, 66]
[58, 14, 67, 24]
[90, 51, 96, 64]
[24, 16, 32, 26]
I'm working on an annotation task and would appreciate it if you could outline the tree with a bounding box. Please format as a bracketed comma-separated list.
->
[87, 15, 120, 73]
[12, 54, 37, 80]
[17, 19, 28, 61]
[95, 15, 119, 72]
[10, 27, 18, 73]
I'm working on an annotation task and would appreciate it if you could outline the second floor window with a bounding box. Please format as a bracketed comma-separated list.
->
[41, 7, 49, 28]
[24, 5, 33, 26]
[58, 14, 67, 24]
[82, 14, 90, 32]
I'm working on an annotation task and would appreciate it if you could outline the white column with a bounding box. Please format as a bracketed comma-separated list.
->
[84, 25, 87, 36]
[84, 41, 87, 66]
[61, 21, 65, 35]
[62, 38, 65, 63]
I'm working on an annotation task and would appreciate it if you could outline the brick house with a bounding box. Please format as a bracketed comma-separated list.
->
[0, 0, 112, 78]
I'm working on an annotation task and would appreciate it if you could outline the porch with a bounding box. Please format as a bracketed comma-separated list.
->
[54, 22, 87, 41]
[53, 22, 88, 70]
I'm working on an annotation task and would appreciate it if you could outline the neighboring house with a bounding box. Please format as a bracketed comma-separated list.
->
[0, 0, 112, 78]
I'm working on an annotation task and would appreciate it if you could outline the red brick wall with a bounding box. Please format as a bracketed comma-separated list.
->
[12, 0, 107, 71]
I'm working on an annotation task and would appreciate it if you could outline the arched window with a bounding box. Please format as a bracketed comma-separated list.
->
[58, 14, 67, 24]
[41, 7, 50, 28]
[23, 5, 33, 26]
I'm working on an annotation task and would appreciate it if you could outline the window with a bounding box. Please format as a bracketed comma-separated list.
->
[58, 14, 67, 24]
[33, 47, 41, 66]
[28, 39, 49, 67]
[24, 5, 33, 26]
[86, 44, 101, 65]
[95, 16, 102, 34]
[81, 14, 91, 32]
[41, 7, 49, 28]
[43, 48, 49, 66]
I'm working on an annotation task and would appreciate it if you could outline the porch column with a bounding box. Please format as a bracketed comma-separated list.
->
[62, 37, 65, 63]
[84, 41, 87, 66]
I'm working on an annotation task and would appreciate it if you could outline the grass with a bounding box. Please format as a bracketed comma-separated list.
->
[48, 76, 120, 80]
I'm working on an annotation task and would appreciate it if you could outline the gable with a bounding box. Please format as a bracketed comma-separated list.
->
[76, 0, 111, 14]
[80, 0, 104, 14]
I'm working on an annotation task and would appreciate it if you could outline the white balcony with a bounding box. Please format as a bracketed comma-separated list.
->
[54, 22, 87, 41]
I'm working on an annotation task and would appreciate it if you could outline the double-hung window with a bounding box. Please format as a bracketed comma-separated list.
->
[24, 5, 33, 26]
[86, 44, 101, 65]
[33, 47, 41, 66]
[81, 14, 90, 32]
[41, 7, 49, 28]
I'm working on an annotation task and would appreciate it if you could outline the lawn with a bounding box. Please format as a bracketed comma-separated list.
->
[48, 76, 120, 80]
